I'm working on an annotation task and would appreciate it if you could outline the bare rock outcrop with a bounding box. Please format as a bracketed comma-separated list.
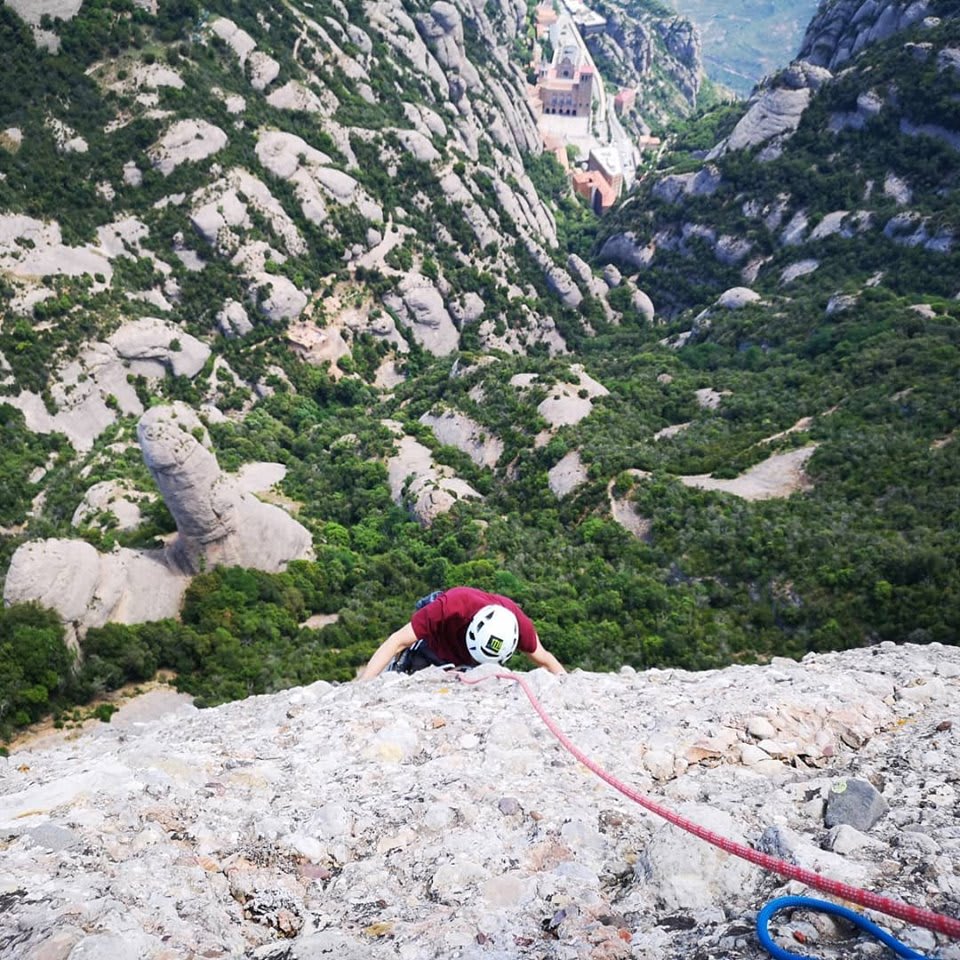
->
[414, 1, 480, 88]
[419, 408, 504, 468]
[548, 449, 588, 498]
[384, 423, 482, 525]
[3, 406, 313, 639]
[138, 404, 313, 575]
[383, 275, 459, 355]
[799, 0, 931, 71]
[3, 540, 189, 647]
[149, 120, 228, 177]
[3, 644, 957, 958]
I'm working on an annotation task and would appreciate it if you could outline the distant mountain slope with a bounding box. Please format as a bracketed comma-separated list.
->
[667, 0, 820, 95]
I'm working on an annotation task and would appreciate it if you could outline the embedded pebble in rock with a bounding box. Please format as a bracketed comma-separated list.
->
[2, 646, 958, 959]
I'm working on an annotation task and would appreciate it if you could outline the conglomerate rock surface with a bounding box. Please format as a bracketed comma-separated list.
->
[1, 644, 958, 960]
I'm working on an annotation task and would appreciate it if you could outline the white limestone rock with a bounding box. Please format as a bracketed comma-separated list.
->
[385, 430, 482, 525]
[419, 408, 504, 468]
[191, 168, 306, 259]
[0, 213, 113, 283]
[781, 259, 820, 283]
[713, 87, 812, 156]
[217, 299, 254, 338]
[599, 232, 654, 270]
[138, 404, 313, 574]
[71, 480, 152, 532]
[548, 449, 588, 498]
[149, 120, 228, 177]
[3, 538, 190, 645]
[544, 264, 583, 309]
[210, 16, 257, 62]
[631, 287, 656, 321]
[781, 210, 809, 246]
[250, 274, 308, 323]
[414, 1, 480, 88]
[247, 51, 281, 91]
[566, 254, 609, 301]
[449, 292, 485, 326]
[386, 275, 459, 356]
[716, 287, 761, 309]
[108, 317, 210, 379]
[653, 166, 722, 203]
[394, 128, 442, 164]
[1, 644, 958, 957]
[266, 80, 335, 115]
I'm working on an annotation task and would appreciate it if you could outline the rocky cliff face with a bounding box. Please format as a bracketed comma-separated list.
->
[588, 4, 704, 127]
[2, 644, 958, 959]
[798, 0, 933, 70]
[598, 0, 959, 314]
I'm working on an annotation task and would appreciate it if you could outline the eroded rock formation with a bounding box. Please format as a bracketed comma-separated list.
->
[2, 404, 313, 640]
[138, 404, 313, 575]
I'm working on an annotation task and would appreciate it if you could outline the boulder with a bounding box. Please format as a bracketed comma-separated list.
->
[2, 539, 190, 646]
[217, 299, 254, 338]
[138, 404, 314, 574]
[713, 87, 812, 156]
[599, 232, 654, 270]
[107, 317, 210, 378]
[544, 265, 583, 309]
[824, 778, 889, 832]
[250, 275, 308, 323]
[716, 287, 761, 309]
[149, 120, 228, 177]
[631, 287, 655, 321]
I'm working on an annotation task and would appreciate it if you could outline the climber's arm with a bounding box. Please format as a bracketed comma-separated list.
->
[524, 639, 566, 675]
[358, 622, 418, 680]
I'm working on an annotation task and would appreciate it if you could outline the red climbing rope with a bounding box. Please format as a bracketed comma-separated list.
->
[456, 670, 960, 941]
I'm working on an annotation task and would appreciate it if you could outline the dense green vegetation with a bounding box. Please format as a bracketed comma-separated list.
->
[1, 0, 958, 745]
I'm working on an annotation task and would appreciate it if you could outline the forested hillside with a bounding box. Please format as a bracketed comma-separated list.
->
[1, 0, 958, 743]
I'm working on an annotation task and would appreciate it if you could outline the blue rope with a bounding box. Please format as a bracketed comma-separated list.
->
[757, 896, 941, 960]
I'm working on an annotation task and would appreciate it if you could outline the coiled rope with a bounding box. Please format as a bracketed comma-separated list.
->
[757, 896, 935, 960]
[456, 670, 960, 944]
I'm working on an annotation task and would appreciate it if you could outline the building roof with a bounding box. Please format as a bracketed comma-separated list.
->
[589, 146, 621, 179]
[572, 170, 618, 211]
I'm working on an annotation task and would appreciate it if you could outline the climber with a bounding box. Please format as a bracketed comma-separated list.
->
[357, 586, 566, 679]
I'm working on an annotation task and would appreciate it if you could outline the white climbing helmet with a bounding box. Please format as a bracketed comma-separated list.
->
[465, 604, 519, 664]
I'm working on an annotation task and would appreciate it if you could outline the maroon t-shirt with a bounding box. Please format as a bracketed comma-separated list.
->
[410, 587, 538, 666]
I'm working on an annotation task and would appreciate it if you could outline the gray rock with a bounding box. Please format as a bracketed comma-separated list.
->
[548, 449, 588, 498]
[149, 120, 228, 177]
[632, 287, 655, 321]
[138, 404, 314, 574]
[600, 232, 654, 269]
[716, 287, 760, 310]
[544, 264, 583, 309]
[108, 317, 210, 378]
[718, 87, 812, 154]
[2, 644, 960, 957]
[250, 275, 308, 323]
[824, 778, 889, 832]
[217, 299, 254, 338]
